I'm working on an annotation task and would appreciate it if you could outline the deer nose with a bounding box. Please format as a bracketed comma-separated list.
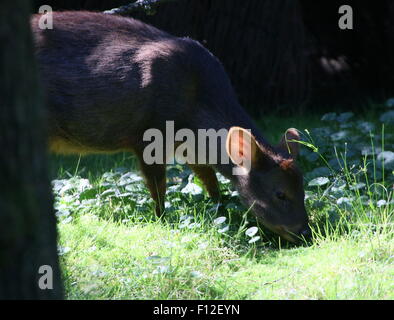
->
[299, 226, 311, 239]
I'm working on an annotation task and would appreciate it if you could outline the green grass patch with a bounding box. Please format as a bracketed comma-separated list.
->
[52, 107, 394, 300]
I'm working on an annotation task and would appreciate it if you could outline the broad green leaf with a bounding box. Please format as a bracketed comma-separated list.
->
[245, 226, 258, 237]
[308, 177, 330, 187]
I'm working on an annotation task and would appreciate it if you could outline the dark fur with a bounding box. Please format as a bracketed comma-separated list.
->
[32, 11, 259, 153]
[32, 11, 309, 241]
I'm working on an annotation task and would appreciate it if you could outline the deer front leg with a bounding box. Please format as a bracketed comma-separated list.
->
[138, 159, 167, 217]
[188, 164, 221, 201]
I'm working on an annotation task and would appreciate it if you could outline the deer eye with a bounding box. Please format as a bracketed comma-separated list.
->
[276, 191, 286, 201]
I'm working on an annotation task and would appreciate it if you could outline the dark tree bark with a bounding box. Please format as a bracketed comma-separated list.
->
[299, 0, 394, 108]
[31, 0, 394, 115]
[133, 0, 312, 115]
[132, 0, 394, 114]
[0, 0, 63, 299]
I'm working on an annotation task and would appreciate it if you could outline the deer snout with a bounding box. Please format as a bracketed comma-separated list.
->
[299, 226, 311, 238]
[287, 224, 311, 241]
[273, 223, 311, 243]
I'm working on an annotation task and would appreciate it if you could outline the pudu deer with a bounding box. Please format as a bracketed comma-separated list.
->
[32, 11, 310, 242]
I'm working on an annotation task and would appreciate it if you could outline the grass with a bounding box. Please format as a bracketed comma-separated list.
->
[51, 110, 394, 300]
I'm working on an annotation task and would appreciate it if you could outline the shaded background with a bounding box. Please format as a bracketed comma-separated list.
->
[32, 0, 394, 116]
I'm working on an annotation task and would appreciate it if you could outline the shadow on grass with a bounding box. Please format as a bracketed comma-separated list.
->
[49, 152, 138, 181]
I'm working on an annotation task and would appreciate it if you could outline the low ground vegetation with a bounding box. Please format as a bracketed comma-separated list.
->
[52, 104, 394, 299]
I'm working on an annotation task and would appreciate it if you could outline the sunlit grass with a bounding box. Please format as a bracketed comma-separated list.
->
[59, 214, 393, 299]
[52, 110, 394, 300]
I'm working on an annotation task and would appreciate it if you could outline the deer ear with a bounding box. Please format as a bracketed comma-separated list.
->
[278, 128, 300, 158]
[226, 127, 259, 169]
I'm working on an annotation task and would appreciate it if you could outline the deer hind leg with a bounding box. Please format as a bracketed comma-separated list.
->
[137, 156, 167, 217]
[188, 164, 220, 201]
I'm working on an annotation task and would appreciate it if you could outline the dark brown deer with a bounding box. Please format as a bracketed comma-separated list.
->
[31, 11, 310, 242]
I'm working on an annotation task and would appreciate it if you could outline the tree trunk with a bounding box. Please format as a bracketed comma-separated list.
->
[0, 0, 63, 299]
